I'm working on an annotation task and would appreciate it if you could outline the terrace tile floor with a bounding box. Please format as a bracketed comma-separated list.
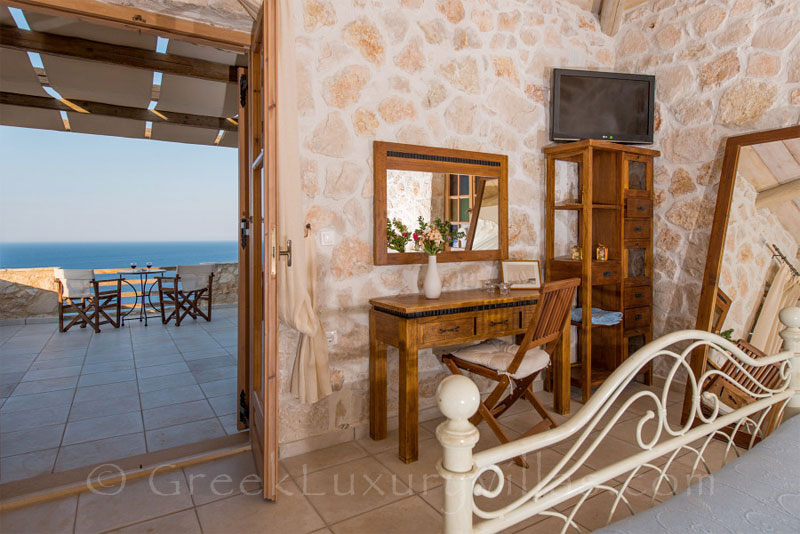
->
[0, 308, 241, 483]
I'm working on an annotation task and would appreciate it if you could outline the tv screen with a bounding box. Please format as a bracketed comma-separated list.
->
[551, 69, 655, 144]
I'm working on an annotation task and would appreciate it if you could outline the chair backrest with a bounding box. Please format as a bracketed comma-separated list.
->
[177, 264, 214, 291]
[712, 339, 783, 401]
[521, 278, 581, 353]
[54, 268, 95, 298]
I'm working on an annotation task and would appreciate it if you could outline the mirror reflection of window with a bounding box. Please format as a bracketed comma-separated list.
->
[385, 170, 499, 253]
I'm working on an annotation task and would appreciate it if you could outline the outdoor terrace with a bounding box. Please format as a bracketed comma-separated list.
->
[0, 307, 240, 483]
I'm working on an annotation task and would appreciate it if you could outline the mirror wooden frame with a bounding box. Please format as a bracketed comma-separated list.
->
[683, 124, 800, 423]
[373, 141, 509, 265]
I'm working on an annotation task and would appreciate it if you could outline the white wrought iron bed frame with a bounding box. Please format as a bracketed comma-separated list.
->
[436, 306, 800, 534]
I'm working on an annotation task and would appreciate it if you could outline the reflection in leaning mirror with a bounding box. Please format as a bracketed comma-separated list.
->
[386, 171, 499, 253]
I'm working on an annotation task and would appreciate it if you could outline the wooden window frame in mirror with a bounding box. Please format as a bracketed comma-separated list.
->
[684, 124, 800, 425]
[373, 141, 509, 265]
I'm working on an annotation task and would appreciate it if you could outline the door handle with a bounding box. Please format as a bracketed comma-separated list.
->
[240, 218, 249, 249]
[279, 239, 292, 267]
[270, 226, 277, 276]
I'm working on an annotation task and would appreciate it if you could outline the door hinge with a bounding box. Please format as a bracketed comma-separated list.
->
[239, 74, 248, 108]
[239, 389, 249, 427]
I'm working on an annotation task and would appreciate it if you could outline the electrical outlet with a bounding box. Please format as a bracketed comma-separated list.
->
[319, 230, 335, 246]
[326, 331, 338, 346]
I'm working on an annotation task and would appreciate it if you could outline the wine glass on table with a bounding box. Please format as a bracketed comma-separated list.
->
[130, 262, 137, 271]
[146, 262, 153, 270]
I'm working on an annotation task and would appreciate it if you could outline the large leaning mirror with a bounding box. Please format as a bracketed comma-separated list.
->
[373, 141, 509, 265]
[687, 125, 800, 420]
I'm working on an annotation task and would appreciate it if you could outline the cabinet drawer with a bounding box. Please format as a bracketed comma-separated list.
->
[624, 306, 651, 329]
[625, 197, 652, 218]
[421, 317, 474, 344]
[624, 285, 652, 308]
[591, 262, 620, 284]
[624, 219, 651, 240]
[481, 310, 520, 336]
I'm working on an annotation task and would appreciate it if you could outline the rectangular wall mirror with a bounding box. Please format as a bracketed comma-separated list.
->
[373, 142, 509, 265]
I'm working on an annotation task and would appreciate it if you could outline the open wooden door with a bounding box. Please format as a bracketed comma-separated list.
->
[238, 0, 279, 501]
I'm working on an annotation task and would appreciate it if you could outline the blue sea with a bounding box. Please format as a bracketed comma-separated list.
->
[0, 242, 238, 269]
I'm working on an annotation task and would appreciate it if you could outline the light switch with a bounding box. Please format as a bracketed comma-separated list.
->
[319, 230, 335, 246]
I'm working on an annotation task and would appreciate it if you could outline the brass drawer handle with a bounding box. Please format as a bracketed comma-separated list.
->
[603, 271, 612, 277]
[490, 319, 509, 327]
[635, 292, 644, 299]
[439, 326, 460, 334]
[635, 314, 643, 321]
[634, 226, 643, 232]
[636, 205, 645, 211]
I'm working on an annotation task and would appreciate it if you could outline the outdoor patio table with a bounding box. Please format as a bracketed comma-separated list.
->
[117, 269, 166, 326]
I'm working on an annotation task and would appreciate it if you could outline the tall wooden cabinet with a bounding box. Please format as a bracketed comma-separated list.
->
[543, 140, 659, 402]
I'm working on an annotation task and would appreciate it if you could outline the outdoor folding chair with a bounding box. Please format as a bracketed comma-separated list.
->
[442, 278, 580, 467]
[157, 264, 214, 326]
[55, 268, 121, 333]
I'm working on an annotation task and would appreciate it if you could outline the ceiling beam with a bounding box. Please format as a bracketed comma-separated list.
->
[0, 91, 237, 131]
[0, 26, 237, 83]
[755, 177, 800, 210]
[1, 0, 251, 52]
[599, 0, 624, 36]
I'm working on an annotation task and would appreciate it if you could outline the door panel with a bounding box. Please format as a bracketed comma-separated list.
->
[245, 0, 279, 501]
[236, 66, 250, 432]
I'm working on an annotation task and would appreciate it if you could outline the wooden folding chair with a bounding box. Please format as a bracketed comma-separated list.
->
[702, 339, 785, 446]
[157, 265, 214, 326]
[442, 278, 580, 467]
[55, 269, 121, 333]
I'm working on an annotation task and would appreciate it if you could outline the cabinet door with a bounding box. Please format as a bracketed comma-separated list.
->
[623, 154, 652, 194]
[623, 242, 651, 284]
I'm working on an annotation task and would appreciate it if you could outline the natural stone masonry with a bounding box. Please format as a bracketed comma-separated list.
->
[290, 0, 615, 445]
[616, 0, 800, 376]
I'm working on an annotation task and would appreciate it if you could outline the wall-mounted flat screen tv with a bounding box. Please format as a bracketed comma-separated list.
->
[550, 69, 656, 144]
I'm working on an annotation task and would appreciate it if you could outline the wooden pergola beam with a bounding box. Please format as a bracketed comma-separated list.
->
[599, 0, 624, 36]
[1, 0, 251, 52]
[0, 26, 237, 83]
[0, 91, 237, 131]
[755, 177, 800, 210]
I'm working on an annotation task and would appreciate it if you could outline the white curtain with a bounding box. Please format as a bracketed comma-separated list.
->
[276, 0, 332, 403]
[749, 264, 800, 354]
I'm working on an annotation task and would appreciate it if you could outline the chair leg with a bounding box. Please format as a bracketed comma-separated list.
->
[477, 402, 529, 468]
[523, 385, 558, 429]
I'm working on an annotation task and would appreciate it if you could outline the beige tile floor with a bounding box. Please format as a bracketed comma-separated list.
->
[0, 383, 740, 534]
[0, 308, 241, 483]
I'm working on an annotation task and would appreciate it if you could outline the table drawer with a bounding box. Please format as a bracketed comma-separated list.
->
[624, 306, 651, 329]
[421, 317, 475, 344]
[481, 309, 520, 336]
[624, 285, 652, 308]
[624, 219, 651, 240]
[625, 197, 652, 218]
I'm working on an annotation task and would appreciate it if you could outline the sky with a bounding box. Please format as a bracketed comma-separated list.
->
[0, 126, 238, 242]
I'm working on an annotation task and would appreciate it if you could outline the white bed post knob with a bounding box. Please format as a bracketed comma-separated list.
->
[779, 306, 800, 419]
[436, 375, 479, 534]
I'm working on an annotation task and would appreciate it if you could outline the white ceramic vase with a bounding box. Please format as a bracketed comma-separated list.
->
[424, 254, 442, 299]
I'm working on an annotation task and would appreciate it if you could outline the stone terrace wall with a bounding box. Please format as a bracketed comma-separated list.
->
[614, 0, 800, 371]
[0, 263, 238, 320]
[280, 0, 616, 444]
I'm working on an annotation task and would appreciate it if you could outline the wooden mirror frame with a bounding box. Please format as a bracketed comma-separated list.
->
[683, 125, 800, 423]
[373, 141, 509, 265]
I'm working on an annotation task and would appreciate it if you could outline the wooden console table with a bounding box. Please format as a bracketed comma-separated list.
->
[369, 288, 571, 463]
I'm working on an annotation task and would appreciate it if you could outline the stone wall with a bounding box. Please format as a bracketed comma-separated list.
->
[615, 0, 800, 375]
[281, 0, 616, 444]
[0, 263, 238, 320]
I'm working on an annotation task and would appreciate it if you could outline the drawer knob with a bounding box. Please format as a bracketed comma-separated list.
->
[636, 205, 645, 211]
[635, 314, 643, 320]
[603, 271, 612, 277]
[490, 319, 509, 327]
[634, 226, 643, 232]
[439, 326, 460, 334]
[635, 292, 644, 299]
